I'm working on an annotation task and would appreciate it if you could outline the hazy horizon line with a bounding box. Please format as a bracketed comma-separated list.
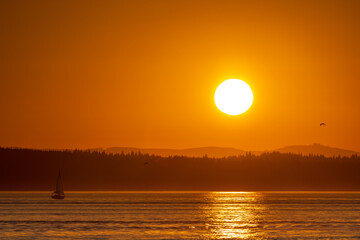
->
[1, 142, 358, 153]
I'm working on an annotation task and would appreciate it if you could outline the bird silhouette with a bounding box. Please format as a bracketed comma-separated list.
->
[320, 123, 327, 126]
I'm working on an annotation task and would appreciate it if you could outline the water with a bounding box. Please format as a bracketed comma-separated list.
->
[0, 192, 360, 239]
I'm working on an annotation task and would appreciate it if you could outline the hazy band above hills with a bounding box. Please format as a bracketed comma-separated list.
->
[100, 144, 359, 158]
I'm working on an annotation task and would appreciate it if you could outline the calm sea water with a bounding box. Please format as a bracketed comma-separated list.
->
[0, 192, 360, 239]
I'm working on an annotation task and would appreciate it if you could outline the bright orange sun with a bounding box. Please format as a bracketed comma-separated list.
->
[214, 79, 253, 115]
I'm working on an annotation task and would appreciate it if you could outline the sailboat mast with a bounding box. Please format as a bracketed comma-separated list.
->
[56, 169, 64, 195]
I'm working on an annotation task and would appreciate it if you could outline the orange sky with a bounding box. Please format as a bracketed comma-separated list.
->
[0, 0, 359, 151]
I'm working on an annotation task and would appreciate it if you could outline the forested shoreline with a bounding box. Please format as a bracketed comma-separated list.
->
[1, 147, 359, 191]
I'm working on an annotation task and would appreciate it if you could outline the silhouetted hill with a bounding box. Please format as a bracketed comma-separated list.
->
[103, 144, 358, 158]
[105, 146, 247, 158]
[274, 144, 359, 157]
[1, 147, 360, 191]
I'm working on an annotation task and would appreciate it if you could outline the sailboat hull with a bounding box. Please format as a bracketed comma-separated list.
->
[51, 192, 65, 199]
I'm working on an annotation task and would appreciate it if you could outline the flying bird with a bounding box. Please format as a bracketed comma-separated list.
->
[320, 123, 327, 127]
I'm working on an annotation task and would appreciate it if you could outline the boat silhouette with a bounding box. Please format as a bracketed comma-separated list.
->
[51, 169, 65, 199]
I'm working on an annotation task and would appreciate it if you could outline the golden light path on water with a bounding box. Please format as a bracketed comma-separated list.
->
[201, 192, 266, 239]
[2, 191, 360, 239]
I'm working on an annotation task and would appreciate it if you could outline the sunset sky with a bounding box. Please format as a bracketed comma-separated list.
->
[1, 0, 359, 152]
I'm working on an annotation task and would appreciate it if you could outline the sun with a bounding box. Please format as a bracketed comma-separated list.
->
[214, 79, 253, 115]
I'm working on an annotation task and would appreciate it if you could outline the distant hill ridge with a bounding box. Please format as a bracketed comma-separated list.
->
[100, 144, 359, 158]
[105, 146, 247, 158]
[274, 143, 359, 157]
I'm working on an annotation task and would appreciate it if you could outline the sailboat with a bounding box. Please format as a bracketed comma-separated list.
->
[51, 169, 65, 199]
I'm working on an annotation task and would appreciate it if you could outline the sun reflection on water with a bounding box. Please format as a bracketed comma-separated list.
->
[201, 192, 266, 239]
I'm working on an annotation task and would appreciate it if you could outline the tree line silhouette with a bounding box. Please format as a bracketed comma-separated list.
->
[0, 147, 359, 191]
